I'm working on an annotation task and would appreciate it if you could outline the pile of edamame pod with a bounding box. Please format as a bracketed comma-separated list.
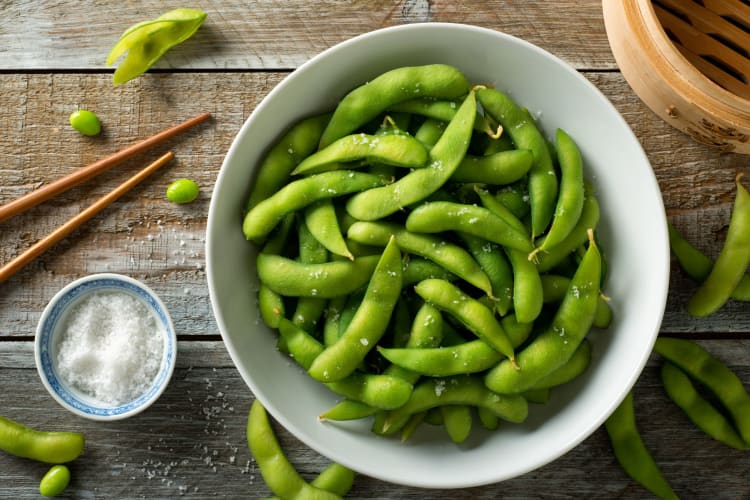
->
[241, 63, 612, 445]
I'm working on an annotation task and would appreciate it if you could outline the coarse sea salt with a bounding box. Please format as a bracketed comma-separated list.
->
[55, 290, 165, 405]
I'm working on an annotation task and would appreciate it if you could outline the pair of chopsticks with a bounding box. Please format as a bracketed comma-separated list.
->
[0, 112, 211, 284]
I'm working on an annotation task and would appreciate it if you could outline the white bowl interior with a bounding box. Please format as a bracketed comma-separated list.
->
[35, 273, 177, 421]
[207, 23, 669, 488]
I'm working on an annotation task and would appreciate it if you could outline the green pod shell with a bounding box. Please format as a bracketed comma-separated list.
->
[0, 416, 84, 464]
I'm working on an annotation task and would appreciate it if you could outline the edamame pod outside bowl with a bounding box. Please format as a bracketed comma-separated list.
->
[207, 23, 669, 488]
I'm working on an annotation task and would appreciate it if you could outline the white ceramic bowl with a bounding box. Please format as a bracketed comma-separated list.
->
[35, 273, 177, 421]
[207, 23, 669, 488]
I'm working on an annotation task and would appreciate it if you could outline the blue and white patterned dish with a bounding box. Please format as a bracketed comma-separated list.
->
[34, 273, 176, 421]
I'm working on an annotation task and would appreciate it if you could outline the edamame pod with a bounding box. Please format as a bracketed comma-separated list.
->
[308, 237, 402, 382]
[450, 149, 533, 185]
[485, 230, 601, 394]
[441, 405, 473, 444]
[458, 233, 513, 315]
[380, 376, 528, 435]
[604, 392, 680, 500]
[653, 337, 750, 445]
[256, 254, 380, 298]
[414, 279, 516, 364]
[247, 401, 342, 500]
[667, 221, 750, 300]
[320, 64, 470, 147]
[379, 339, 502, 377]
[243, 170, 386, 241]
[345, 90, 477, 220]
[478, 88, 558, 239]
[534, 189, 600, 272]
[304, 199, 353, 260]
[660, 361, 748, 450]
[347, 221, 493, 295]
[388, 98, 490, 132]
[530, 340, 591, 390]
[292, 133, 428, 175]
[530, 129, 585, 259]
[405, 201, 533, 253]
[0, 416, 84, 464]
[506, 248, 544, 324]
[687, 175, 750, 316]
[245, 113, 331, 211]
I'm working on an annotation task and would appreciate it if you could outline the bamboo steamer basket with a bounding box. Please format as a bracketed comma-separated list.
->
[603, 0, 750, 153]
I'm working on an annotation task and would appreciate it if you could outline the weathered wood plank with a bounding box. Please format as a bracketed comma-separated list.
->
[0, 1, 615, 71]
[1, 340, 748, 499]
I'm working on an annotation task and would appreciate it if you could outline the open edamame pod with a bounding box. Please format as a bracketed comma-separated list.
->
[0, 416, 84, 464]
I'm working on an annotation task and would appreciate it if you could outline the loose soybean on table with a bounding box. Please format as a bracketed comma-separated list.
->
[0, 1, 748, 498]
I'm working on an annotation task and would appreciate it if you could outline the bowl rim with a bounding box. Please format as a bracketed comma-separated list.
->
[34, 272, 177, 421]
[207, 21, 669, 488]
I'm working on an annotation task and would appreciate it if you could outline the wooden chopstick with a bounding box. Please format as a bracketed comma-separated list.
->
[0, 151, 174, 284]
[0, 112, 210, 224]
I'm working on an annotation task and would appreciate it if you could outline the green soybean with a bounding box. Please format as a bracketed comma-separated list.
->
[247, 400, 342, 500]
[485, 230, 600, 394]
[39, 465, 71, 497]
[605, 392, 680, 500]
[69, 109, 101, 136]
[292, 133, 428, 175]
[291, 219, 329, 333]
[256, 254, 380, 298]
[477, 88, 558, 239]
[660, 361, 748, 450]
[308, 237, 402, 382]
[506, 247, 544, 323]
[653, 337, 750, 445]
[243, 170, 386, 241]
[320, 64, 470, 147]
[458, 233, 513, 315]
[345, 90, 477, 220]
[388, 97, 490, 132]
[530, 339, 591, 390]
[166, 178, 199, 204]
[687, 175, 750, 316]
[0, 416, 84, 464]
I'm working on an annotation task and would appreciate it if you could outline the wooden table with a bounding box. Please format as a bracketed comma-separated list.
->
[1, 1, 748, 498]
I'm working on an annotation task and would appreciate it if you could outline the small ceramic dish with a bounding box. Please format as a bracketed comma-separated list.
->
[35, 273, 176, 421]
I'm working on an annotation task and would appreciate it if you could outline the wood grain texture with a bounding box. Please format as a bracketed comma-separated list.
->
[0, 0, 615, 71]
[1, 341, 748, 499]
